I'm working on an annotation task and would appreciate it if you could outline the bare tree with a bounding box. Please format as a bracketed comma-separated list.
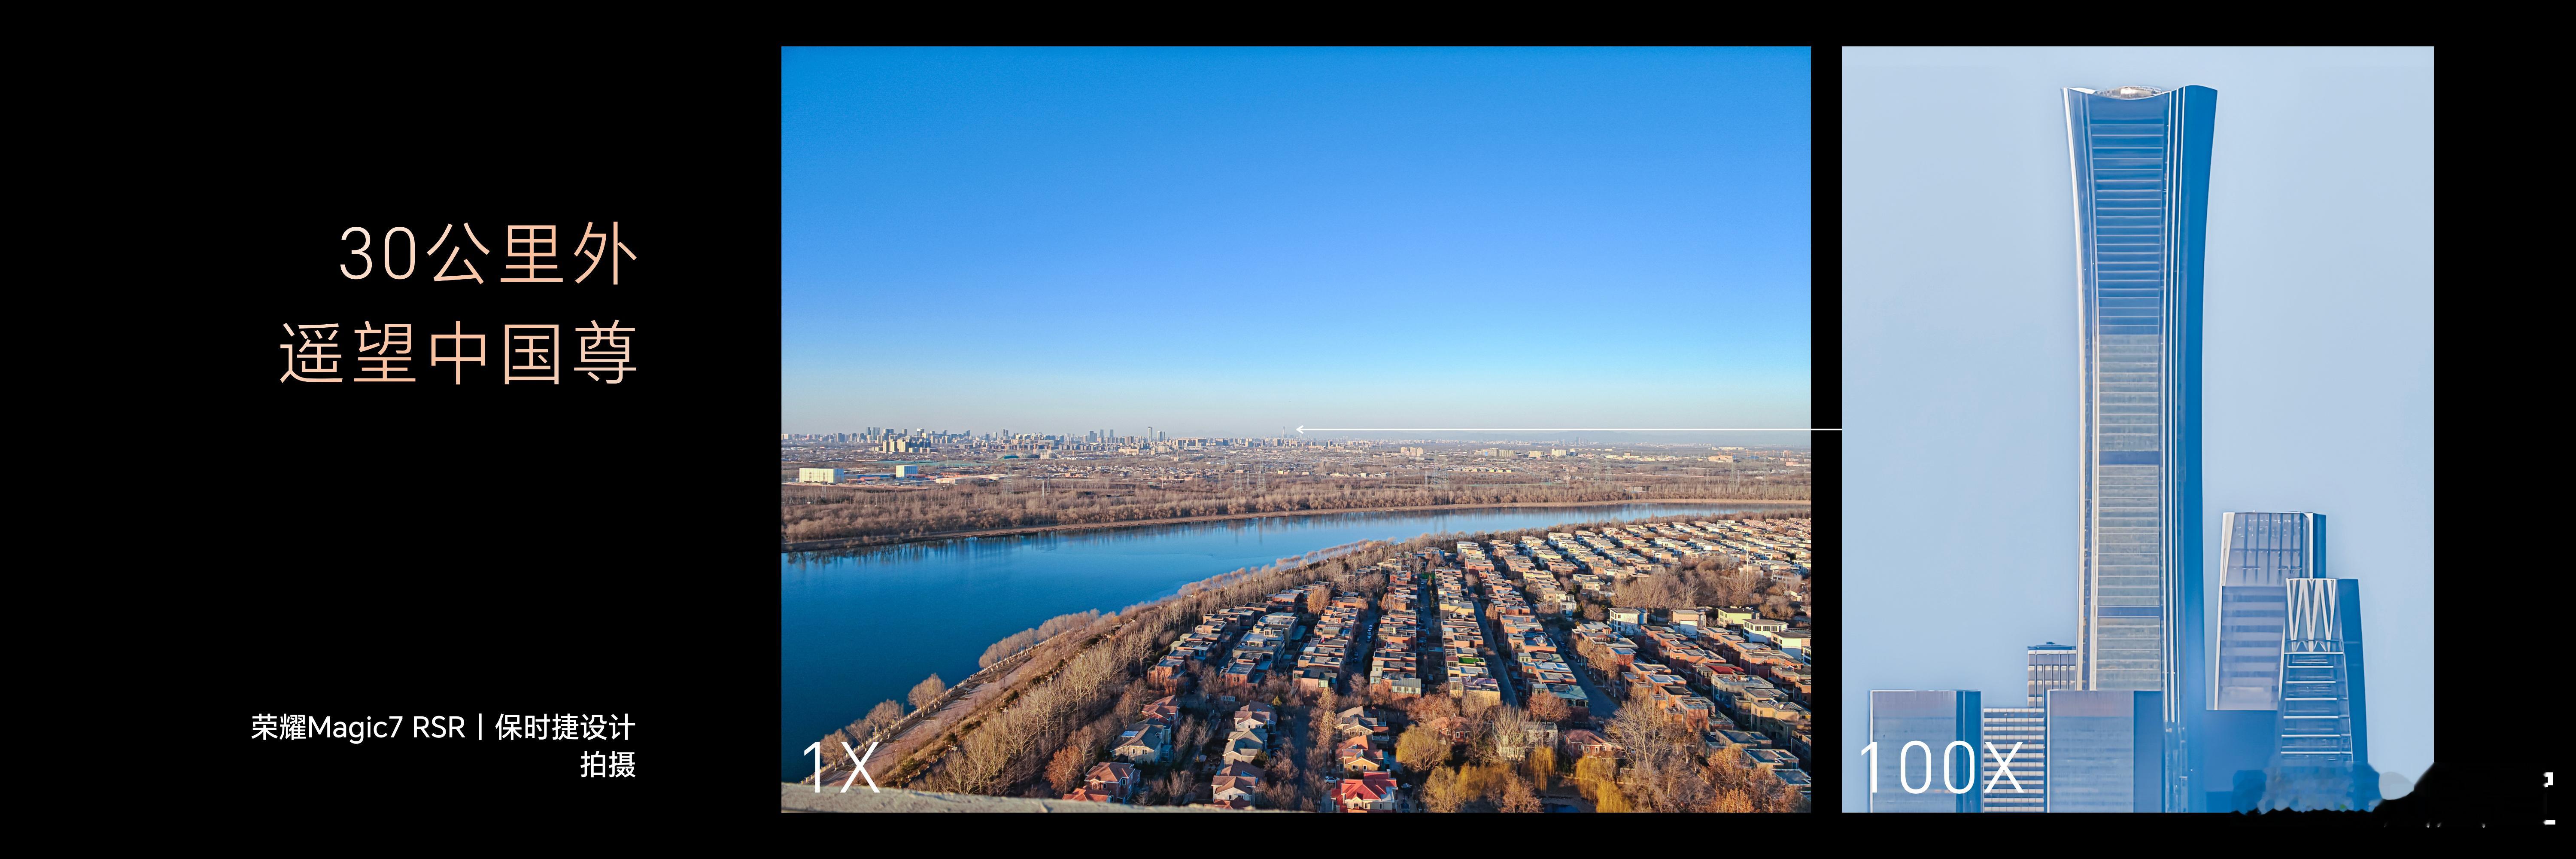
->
[1395, 726, 1448, 774]
[908, 673, 947, 712]
[1045, 744, 1088, 794]
[1498, 771, 1543, 813]
[1528, 693, 1570, 726]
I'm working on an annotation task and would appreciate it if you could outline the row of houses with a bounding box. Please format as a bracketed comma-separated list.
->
[1367, 566, 1426, 698]
[1294, 590, 1370, 692]
[1433, 562, 1504, 708]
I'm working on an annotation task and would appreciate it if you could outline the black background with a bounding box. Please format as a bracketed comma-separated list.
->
[163, 44, 2538, 828]
[194, 46, 776, 819]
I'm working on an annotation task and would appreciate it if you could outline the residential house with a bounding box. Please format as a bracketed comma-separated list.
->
[1063, 761, 1140, 803]
[1113, 722, 1170, 764]
[1565, 728, 1621, 759]
[1330, 772, 1402, 812]
[1209, 762, 1262, 809]
[1337, 733, 1388, 774]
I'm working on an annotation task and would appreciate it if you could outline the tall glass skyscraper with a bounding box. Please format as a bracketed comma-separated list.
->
[2065, 83, 2217, 811]
[2278, 577, 2370, 803]
[2213, 512, 2325, 710]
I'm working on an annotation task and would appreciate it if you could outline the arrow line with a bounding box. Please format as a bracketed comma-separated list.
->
[1288, 423, 1834, 431]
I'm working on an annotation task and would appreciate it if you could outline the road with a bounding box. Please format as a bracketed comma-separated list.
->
[1546, 624, 1620, 725]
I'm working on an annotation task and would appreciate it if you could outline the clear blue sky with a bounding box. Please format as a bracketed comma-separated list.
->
[1841, 47, 2433, 810]
[782, 48, 1810, 438]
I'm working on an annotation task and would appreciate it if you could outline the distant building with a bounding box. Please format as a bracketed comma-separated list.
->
[2044, 689, 2160, 813]
[2025, 643, 2077, 706]
[1869, 690, 1982, 812]
[2213, 512, 2325, 711]
[1399, 447, 1425, 456]
[2275, 576, 2372, 809]
[1980, 706, 2046, 812]
[797, 468, 842, 484]
[893, 465, 920, 478]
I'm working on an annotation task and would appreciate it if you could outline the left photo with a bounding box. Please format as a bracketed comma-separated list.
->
[779, 46, 1821, 813]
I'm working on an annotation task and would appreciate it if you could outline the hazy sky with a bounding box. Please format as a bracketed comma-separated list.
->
[782, 47, 1811, 437]
[1841, 47, 2433, 810]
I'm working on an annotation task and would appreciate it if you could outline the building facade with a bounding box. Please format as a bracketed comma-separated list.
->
[796, 467, 842, 484]
[1981, 706, 2047, 812]
[2065, 83, 2218, 811]
[2026, 642, 2078, 706]
[1869, 690, 1982, 812]
[2287, 573, 2360, 799]
[2044, 689, 2162, 813]
[2212, 512, 2325, 711]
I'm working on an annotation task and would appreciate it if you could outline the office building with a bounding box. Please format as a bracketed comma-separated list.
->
[2026, 642, 2077, 706]
[2275, 576, 2374, 809]
[2045, 689, 2162, 813]
[2213, 512, 2324, 711]
[893, 465, 919, 478]
[796, 468, 842, 484]
[2065, 83, 2218, 811]
[1981, 705, 2047, 812]
[1869, 690, 1982, 812]
[2201, 511, 2327, 810]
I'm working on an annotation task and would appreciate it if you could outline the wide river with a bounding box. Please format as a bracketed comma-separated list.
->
[778, 502, 1795, 779]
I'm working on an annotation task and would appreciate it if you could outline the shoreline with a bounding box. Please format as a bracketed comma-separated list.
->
[780, 497, 1807, 553]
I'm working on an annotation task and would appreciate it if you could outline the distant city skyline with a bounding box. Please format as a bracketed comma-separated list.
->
[1843, 47, 2433, 813]
[784, 425, 1814, 447]
[782, 47, 1811, 434]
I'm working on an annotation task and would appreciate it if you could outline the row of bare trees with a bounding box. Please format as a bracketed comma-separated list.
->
[978, 610, 1106, 668]
[784, 477, 1808, 542]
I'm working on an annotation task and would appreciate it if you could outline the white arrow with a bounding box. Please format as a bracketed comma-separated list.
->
[1288, 423, 1834, 431]
[845, 740, 880, 793]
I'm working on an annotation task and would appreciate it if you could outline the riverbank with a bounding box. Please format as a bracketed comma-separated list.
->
[780, 497, 1807, 553]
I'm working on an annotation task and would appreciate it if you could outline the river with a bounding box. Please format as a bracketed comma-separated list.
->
[778, 501, 1795, 779]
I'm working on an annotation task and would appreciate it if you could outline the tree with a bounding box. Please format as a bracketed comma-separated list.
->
[818, 729, 853, 769]
[1527, 746, 1558, 792]
[1528, 693, 1570, 725]
[1594, 781, 1634, 812]
[851, 699, 904, 741]
[1498, 772, 1543, 813]
[1305, 586, 1331, 615]
[1582, 603, 1606, 621]
[909, 673, 947, 712]
[1488, 706, 1532, 758]
[1045, 744, 1088, 794]
[1424, 765, 1469, 813]
[1395, 726, 1449, 774]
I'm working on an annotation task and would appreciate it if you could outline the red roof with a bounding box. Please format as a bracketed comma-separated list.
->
[1331, 772, 1398, 803]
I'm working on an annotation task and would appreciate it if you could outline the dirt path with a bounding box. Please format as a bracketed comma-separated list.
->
[783, 498, 1805, 553]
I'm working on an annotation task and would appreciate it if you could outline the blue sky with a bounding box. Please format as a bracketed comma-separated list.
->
[782, 48, 1810, 438]
[1840, 47, 2434, 810]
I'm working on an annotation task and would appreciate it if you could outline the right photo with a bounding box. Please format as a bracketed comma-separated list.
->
[1841, 47, 2434, 816]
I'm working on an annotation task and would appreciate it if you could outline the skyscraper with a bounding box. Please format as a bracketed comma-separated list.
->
[2065, 83, 2217, 811]
[2275, 576, 2372, 809]
[2213, 512, 2325, 711]
[2045, 689, 2163, 813]
[1869, 690, 1983, 812]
